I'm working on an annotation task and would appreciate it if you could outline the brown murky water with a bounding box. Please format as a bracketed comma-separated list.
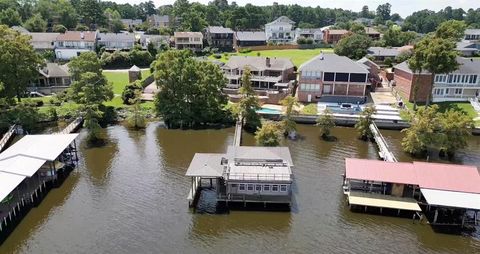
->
[0, 123, 479, 253]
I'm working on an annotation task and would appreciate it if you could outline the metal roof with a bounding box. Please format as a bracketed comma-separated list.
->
[207, 26, 234, 34]
[299, 53, 369, 74]
[421, 189, 480, 210]
[224, 56, 294, 72]
[0, 172, 25, 202]
[235, 31, 266, 41]
[394, 57, 480, 75]
[98, 33, 135, 42]
[39, 63, 70, 78]
[226, 146, 293, 166]
[345, 158, 418, 185]
[185, 153, 225, 177]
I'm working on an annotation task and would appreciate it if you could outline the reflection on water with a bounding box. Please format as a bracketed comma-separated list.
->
[0, 123, 479, 253]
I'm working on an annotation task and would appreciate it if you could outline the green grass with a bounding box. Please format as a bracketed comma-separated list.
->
[104, 69, 152, 95]
[209, 48, 334, 67]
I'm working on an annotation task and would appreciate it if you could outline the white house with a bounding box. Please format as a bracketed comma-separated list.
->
[265, 16, 295, 43]
[54, 31, 97, 60]
[294, 28, 324, 43]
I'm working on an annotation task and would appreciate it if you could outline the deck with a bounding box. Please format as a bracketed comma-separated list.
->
[370, 122, 397, 162]
[232, 119, 242, 147]
[348, 191, 421, 212]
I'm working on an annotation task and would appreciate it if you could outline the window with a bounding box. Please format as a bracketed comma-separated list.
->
[455, 88, 462, 95]
[434, 89, 444, 96]
[263, 185, 270, 191]
[272, 185, 279, 192]
[350, 73, 367, 83]
[448, 75, 453, 83]
[247, 184, 254, 191]
[239, 184, 245, 191]
[335, 73, 349, 82]
[324, 72, 335, 81]
[231, 184, 238, 188]
[323, 84, 332, 94]
[255, 185, 262, 191]
[280, 185, 287, 192]
[445, 88, 449, 95]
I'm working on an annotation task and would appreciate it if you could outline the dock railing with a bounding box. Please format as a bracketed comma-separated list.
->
[233, 118, 242, 147]
[56, 117, 83, 134]
[0, 125, 17, 152]
[370, 122, 397, 162]
[227, 172, 292, 181]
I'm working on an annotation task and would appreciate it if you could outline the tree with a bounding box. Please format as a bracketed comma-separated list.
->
[104, 8, 124, 33]
[435, 20, 467, 41]
[126, 83, 146, 129]
[0, 25, 43, 103]
[53, 24, 67, 33]
[401, 105, 440, 155]
[437, 109, 473, 157]
[334, 33, 371, 60]
[408, 35, 459, 105]
[350, 22, 365, 34]
[255, 121, 283, 147]
[355, 106, 376, 140]
[35, 0, 78, 29]
[77, 0, 104, 28]
[383, 26, 417, 47]
[68, 51, 103, 81]
[154, 50, 229, 128]
[280, 95, 298, 139]
[122, 80, 143, 105]
[0, 8, 22, 27]
[316, 108, 335, 140]
[234, 67, 261, 132]
[360, 5, 373, 19]
[23, 13, 47, 32]
[375, 3, 391, 24]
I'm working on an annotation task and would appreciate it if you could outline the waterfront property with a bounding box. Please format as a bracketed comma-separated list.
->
[28, 63, 71, 95]
[322, 29, 350, 44]
[97, 33, 136, 51]
[54, 31, 97, 60]
[174, 32, 203, 52]
[343, 158, 480, 227]
[205, 26, 234, 52]
[234, 31, 267, 48]
[0, 134, 79, 244]
[265, 16, 296, 44]
[297, 53, 370, 103]
[186, 145, 294, 209]
[393, 57, 480, 103]
[221, 56, 295, 104]
[294, 28, 324, 43]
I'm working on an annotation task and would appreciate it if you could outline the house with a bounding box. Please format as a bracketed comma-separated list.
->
[121, 19, 143, 29]
[174, 32, 203, 52]
[97, 33, 136, 51]
[186, 146, 294, 208]
[343, 158, 480, 225]
[205, 26, 234, 52]
[456, 41, 479, 57]
[234, 31, 267, 48]
[464, 29, 480, 42]
[367, 46, 413, 62]
[265, 16, 295, 43]
[393, 57, 480, 103]
[54, 31, 97, 60]
[353, 18, 374, 26]
[297, 53, 370, 103]
[357, 57, 381, 84]
[322, 29, 350, 44]
[294, 28, 324, 43]
[29, 32, 60, 51]
[147, 15, 170, 28]
[140, 34, 171, 49]
[28, 63, 71, 95]
[365, 27, 381, 40]
[221, 56, 295, 104]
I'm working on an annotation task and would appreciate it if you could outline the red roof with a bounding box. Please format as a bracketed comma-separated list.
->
[345, 158, 418, 185]
[414, 162, 480, 193]
[345, 158, 480, 194]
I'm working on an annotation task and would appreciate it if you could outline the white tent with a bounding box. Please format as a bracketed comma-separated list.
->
[0, 134, 78, 161]
[421, 188, 480, 210]
[0, 172, 25, 202]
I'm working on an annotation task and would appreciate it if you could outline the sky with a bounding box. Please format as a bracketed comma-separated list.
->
[109, 0, 479, 18]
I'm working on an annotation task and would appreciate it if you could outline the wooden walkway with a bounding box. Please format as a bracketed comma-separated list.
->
[232, 118, 242, 147]
[0, 125, 17, 153]
[56, 117, 83, 134]
[370, 122, 397, 162]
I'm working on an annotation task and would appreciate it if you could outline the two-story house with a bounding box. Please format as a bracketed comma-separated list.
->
[147, 15, 170, 28]
[140, 34, 171, 49]
[234, 31, 267, 48]
[265, 16, 296, 43]
[174, 32, 203, 52]
[297, 53, 370, 103]
[393, 58, 480, 103]
[222, 56, 295, 104]
[121, 19, 143, 29]
[28, 63, 71, 95]
[205, 26, 234, 52]
[97, 33, 136, 51]
[365, 27, 381, 40]
[54, 31, 97, 60]
[464, 29, 480, 42]
[322, 29, 350, 44]
[294, 28, 324, 43]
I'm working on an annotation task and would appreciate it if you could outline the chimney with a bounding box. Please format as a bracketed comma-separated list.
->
[266, 57, 271, 67]
[80, 32, 85, 40]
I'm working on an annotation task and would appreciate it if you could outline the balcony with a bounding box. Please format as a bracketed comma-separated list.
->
[434, 82, 480, 88]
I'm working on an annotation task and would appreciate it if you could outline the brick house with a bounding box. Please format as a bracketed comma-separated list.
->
[393, 58, 480, 103]
[297, 53, 370, 103]
[234, 31, 267, 48]
[205, 26, 234, 52]
[322, 29, 350, 44]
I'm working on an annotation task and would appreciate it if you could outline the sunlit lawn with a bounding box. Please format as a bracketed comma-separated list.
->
[104, 69, 152, 95]
[209, 48, 334, 67]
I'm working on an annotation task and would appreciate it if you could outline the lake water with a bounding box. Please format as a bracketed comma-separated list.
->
[0, 123, 479, 253]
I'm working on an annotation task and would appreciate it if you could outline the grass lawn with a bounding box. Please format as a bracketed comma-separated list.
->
[104, 69, 152, 95]
[209, 48, 334, 67]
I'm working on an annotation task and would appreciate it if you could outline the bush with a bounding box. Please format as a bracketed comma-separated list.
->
[301, 104, 318, 115]
[130, 49, 154, 67]
[52, 24, 67, 33]
[122, 81, 143, 105]
[33, 100, 44, 107]
[146, 27, 160, 35]
[213, 54, 222, 59]
[98, 104, 117, 127]
[75, 24, 88, 31]
[239, 48, 252, 53]
[306, 38, 314, 44]
[257, 52, 261, 56]
[297, 37, 307, 44]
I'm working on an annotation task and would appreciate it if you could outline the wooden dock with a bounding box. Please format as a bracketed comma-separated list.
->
[0, 125, 17, 153]
[370, 122, 397, 162]
[56, 117, 83, 134]
[232, 119, 242, 147]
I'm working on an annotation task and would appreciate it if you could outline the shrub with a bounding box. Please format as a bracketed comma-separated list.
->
[297, 37, 307, 44]
[239, 48, 252, 53]
[122, 81, 143, 105]
[53, 24, 67, 33]
[301, 104, 317, 115]
[213, 54, 222, 59]
[75, 24, 88, 31]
